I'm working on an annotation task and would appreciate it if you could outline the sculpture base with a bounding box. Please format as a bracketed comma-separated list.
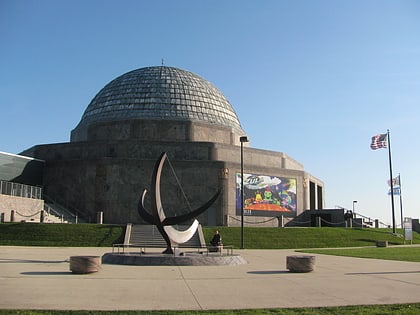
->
[102, 251, 247, 266]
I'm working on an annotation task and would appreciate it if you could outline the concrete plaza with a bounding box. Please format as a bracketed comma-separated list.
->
[1, 246, 419, 311]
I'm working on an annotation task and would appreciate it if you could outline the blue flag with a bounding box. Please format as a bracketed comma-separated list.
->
[388, 187, 400, 196]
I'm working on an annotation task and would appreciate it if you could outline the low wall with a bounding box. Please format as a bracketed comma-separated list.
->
[0, 194, 44, 222]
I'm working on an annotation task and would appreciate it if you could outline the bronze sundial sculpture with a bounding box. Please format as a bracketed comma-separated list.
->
[138, 152, 221, 254]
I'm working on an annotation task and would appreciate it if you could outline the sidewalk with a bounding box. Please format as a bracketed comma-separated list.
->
[1, 246, 420, 311]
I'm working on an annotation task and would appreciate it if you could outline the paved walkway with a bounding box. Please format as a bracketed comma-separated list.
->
[1, 246, 420, 311]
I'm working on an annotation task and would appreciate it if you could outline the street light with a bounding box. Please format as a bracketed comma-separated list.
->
[240, 136, 249, 249]
[352, 200, 357, 228]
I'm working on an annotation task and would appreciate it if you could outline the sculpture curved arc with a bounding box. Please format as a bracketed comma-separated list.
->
[137, 189, 154, 224]
[137, 152, 221, 254]
[164, 220, 199, 245]
[153, 152, 167, 223]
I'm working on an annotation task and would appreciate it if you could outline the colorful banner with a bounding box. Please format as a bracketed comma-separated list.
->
[236, 173, 297, 217]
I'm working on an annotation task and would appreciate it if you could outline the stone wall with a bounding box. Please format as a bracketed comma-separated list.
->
[0, 194, 44, 222]
[22, 131, 323, 226]
[71, 119, 243, 146]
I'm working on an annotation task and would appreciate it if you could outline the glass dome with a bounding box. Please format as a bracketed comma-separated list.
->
[74, 66, 243, 132]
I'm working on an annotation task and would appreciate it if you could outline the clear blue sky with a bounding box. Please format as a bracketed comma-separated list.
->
[1, 0, 419, 226]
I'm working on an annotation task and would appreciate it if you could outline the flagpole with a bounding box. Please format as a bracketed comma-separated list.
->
[399, 174, 403, 228]
[387, 129, 396, 234]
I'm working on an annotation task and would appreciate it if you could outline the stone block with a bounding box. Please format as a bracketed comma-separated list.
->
[376, 240, 388, 247]
[70, 256, 101, 274]
[286, 255, 315, 273]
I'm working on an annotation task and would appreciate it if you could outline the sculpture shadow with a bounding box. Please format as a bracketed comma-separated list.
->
[21, 271, 73, 276]
[346, 270, 420, 276]
[0, 258, 68, 264]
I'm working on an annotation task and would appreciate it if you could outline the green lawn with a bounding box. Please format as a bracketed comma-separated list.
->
[202, 226, 418, 249]
[0, 223, 125, 246]
[299, 246, 420, 262]
[0, 223, 418, 250]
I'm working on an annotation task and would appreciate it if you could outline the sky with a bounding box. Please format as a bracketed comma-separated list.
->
[1, 0, 419, 227]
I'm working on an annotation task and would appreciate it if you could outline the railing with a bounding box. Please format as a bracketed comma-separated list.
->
[354, 212, 389, 228]
[228, 215, 279, 225]
[0, 180, 42, 199]
[43, 203, 69, 223]
[43, 196, 87, 224]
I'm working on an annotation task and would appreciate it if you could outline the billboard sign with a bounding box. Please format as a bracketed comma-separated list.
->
[236, 173, 297, 217]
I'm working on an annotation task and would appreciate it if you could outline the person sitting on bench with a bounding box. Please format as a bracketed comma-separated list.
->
[209, 230, 222, 252]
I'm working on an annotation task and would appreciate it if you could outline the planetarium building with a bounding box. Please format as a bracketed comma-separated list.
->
[19, 66, 324, 226]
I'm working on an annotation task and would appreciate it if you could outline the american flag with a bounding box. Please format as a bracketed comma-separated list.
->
[370, 133, 387, 150]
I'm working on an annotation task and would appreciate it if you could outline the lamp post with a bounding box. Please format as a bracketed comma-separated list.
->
[240, 136, 249, 249]
[352, 200, 357, 228]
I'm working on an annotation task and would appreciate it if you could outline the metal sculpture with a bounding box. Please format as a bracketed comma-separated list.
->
[138, 152, 221, 254]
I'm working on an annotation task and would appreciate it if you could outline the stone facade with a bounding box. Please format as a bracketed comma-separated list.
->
[23, 128, 323, 226]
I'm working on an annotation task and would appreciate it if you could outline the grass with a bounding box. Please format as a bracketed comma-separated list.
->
[1, 223, 418, 249]
[202, 226, 418, 249]
[298, 246, 420, 262]
[1, 304, 420, 314]
[0, 223, 124, 246]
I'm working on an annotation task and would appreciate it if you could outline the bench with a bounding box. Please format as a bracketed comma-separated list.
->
[112, 243, 234, 256]
[112, 224, 235, 256]
[111, 223, 206, 254]
[112, 242, 205, 254]
[206, 245, 234, 256]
